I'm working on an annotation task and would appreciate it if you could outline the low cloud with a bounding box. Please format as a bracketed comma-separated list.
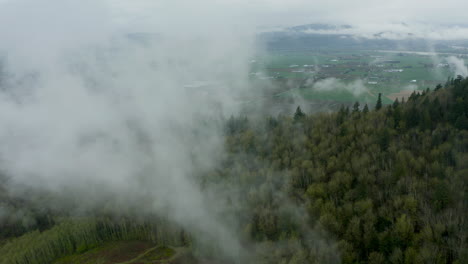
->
[312, 78, 368, 97]
[447, 56, 468, 76]
[0, 0, 255, 260]
[285, 23, 468, 40]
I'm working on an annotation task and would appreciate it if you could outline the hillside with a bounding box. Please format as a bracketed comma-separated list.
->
[217, 77, 468, 263]
[1, 77, 467, 263]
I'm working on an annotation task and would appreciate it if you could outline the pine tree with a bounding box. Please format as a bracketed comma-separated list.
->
[363, 104, 369, 114]
[345, 106, 350, 116]
[392, 98, 400, 109]
[294, 106, 305, 121]
[376, 93, 382, 110]
[393, 106, 402, 129]
[455, 115, 468, 130]
[353, 101, 360, 113]
[337, 105, 346, 124]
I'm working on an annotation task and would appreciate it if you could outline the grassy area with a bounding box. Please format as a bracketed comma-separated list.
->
[0, 218, 186, 264]
[277, 87, 375, 103]
[54, 242, 178, 264]
[251, 50, 455, 104]
[133, 246, 176, 263]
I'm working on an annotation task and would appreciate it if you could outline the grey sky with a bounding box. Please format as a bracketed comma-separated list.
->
[107, 0, 468, 29]
[1, 0, 467, 39]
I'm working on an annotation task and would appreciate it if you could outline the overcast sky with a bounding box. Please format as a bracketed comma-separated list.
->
[1, 0, 468, 40]
[106, 0, 468, 28]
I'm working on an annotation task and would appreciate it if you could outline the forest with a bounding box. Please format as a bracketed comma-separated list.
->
[0, 76, 467, 263]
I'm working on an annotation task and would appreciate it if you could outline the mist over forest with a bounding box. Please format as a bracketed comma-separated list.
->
[0, 1, 467, 264]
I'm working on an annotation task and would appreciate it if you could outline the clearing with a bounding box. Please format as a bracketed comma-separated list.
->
[53, 241, 189, 264]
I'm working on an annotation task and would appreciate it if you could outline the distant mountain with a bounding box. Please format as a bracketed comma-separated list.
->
[258, 23, 468, 52]
[126, 32, 162, 44]
[288, 23, 353, 32]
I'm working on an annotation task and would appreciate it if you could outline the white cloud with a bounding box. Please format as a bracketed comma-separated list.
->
[313, 78, 368, 96]
[447, 56, 468, 76]
[0, 0, 254, 259]
[290, 23, 468, 40]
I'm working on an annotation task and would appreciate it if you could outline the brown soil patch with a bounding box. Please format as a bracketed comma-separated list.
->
[171, 255, 235, 264]
[96, 241, 155, 263]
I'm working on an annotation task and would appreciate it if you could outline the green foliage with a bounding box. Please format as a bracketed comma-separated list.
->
[363, 104, 369, 114]
[2, 78, 468, 264]
[293, 106, 306, 122]
[375, 93, 383, 110]
[217, 79, 468, 263]
[353, 101, 360, 113]
[0, 218, 185, 264]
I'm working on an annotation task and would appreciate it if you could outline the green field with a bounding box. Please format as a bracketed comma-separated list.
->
[250, 50, 463, 104]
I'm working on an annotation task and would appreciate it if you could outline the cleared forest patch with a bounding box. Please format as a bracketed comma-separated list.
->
[53, 241, 190, 264]
[54, 241, 157, 264]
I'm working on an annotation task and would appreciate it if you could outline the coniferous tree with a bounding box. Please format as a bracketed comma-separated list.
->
[455, 115, 468, 129]
[352, 102, 360, 113]
[294, 106, 305, 121]
[337, 105, 346, 124]
[363, 104, 369, 114]
[344, 106, 350, 116]
[376, 93, 382, 110]
[392, 98, 400, 109]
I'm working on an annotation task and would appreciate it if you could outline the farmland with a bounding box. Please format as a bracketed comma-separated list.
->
[250, 50, 466, 106]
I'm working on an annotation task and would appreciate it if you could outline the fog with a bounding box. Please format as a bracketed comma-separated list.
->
[0, 0, 467, 261]
[0, 0, 257, 260]
[447, 56, 468, 77]
[280, 23, 468, 40]
[311, 78, 368, 97]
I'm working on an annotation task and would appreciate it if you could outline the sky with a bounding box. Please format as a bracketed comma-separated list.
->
[1, 0, 468, 39]
[106, 0, 468, 30]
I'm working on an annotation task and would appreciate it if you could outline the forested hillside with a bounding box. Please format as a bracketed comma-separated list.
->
[213, 76, 468, 263]
[218, 77, 468, 263]
[1, 77, 467, 264]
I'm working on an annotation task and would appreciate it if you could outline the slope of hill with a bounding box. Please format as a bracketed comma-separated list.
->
[1, 77, 467, 263]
